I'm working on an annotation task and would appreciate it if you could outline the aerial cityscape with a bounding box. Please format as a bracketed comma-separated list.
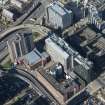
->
[0, 0, 105, 105]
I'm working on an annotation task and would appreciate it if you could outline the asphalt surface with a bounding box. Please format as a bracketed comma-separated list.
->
[12, 0, 41, 26]
[13, 68, 60, 105]
[0, 0, 51, 63]
[0, 48, 8, 62]
[0, 24, 50, 63]
[23, 3, 45, 24]
[0, 1, 58, 104]
[0, 1, 49, 41]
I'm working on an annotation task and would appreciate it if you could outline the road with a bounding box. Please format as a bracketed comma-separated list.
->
[41, 0, 52, 6]
[13, 1, 41, 26]
[0, 24, 50, 62]
[12, 68, 60, 105]
[62, 18, 88, 38]
[66, 71, 105, 105]
[0, 41, 6, 51]
[0, 47, 8, 62]
[0, 0, 51, 41]
[13, 0, 51, 25]
[3, 67, 105, 105]
[23, 3, 45, 24]
[0, 0, 52, 62]
[0, 0, 40, 36]
[0, 24, 50, 41]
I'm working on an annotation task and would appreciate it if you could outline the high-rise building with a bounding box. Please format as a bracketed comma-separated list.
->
[45, 34, 93, 76]
[46, 1, 73, 29]
[45, 37, 71, 75]
[0, 0, 8, 5]
[7, 29, 34, 62]
[89, 2, 105, 30]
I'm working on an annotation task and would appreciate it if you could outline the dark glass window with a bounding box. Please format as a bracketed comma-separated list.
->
[15, 42, 21, 57]
[25, 36, 32, 52]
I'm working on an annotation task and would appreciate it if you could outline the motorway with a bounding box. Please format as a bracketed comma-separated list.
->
[12, 68, 60, 105]
[0, 24, 49, 41]
[0, 1, 56, 104]
[0, 0, 51, 41]
[3, 66, 105, 105]
[0, 0, 51, 62]
[13, 1, 41, 26]
[23, 3, 45, 24]
[0, 24, 50, 62]
[14, 0, 51, 25]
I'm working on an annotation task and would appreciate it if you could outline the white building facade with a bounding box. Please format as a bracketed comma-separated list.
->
[47, 1, 73, 29]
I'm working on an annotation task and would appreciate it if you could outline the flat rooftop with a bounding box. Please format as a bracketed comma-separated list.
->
[24, 50, 41, 65]
[48, 1, 72, 16]
[78, 95, 105, 105]
[37, 64, 81, 96]
[65, 26, 105, 70]
[89, 0, 105, 11]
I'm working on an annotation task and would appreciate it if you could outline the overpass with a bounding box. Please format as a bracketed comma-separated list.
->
[0, 23, 50, 63]
[0, 24, 50, 41]
[9, 68, 60, 105]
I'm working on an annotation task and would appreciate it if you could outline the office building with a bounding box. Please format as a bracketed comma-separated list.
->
[90, 16, 105, 30]
[10, 0, 24, 9]
[10, 0, 30, 11]
[1, 2, 23, 22]
[46, 1, 73, 29]
[2, 8, 21, 22]
[45, 34, 93, 80]
[20, 0, 32, 3]
[65, 26, 105, 84]
[35, 65, 81, 105]
[89, 1, 105, 30]
[7, 29, 34, 62]
[45, 37, 71, 75]
[23, 48, 50, 69]
[2, 9, 15, 22]
[0, 0, 8, 5]
[74, 63, 94, 85]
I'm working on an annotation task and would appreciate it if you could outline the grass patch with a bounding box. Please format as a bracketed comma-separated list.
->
[33, 32, 41, 41]
[2, 60, 12, 69]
